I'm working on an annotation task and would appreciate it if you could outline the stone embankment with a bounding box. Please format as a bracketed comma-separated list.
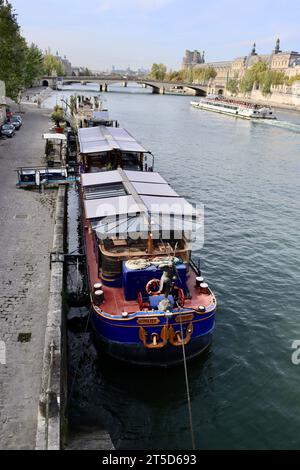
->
[224, 89, 300, 112]
[0, 103, 59, 449]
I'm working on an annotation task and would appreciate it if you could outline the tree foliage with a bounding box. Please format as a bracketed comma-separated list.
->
[226, 78, 239, 94]
[192, 66, 217, 83]
[78, 67, 93, 76]
[239, 61, 288, 95]
[51, 105, 65, 126]
[239, 61, 268, 93]
[165, 70, 185, 82]
[0, 1, 44, 99]
[288, 74, 300, 85]
[24, 43, 44, 88]
[43, 54, 65, 76]
[149, 63, 167, 80]
[165, 66, 217, 83]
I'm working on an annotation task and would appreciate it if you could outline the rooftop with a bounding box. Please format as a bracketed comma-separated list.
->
[82, 169, 198, 238]
[78, 126, 148, 154]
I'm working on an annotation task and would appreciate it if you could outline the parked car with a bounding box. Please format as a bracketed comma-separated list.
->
[12, 115, 22, 124]
[10, 116, 22, 130]
[1, 123, 15, 138]
[6, 108, 13, 119]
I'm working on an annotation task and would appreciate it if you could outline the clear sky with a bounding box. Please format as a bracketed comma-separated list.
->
[10, 0, 300, 71]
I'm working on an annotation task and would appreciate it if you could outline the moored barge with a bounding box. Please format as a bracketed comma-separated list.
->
[78, 126, 217, 366]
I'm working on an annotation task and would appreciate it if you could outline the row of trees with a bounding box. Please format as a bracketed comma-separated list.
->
[43, 53, 65, 76]
[226, 61, 296, 96]
[0, 0, 45, 100]
[148, 63, 217, 83]
[0, 1, 75, 100]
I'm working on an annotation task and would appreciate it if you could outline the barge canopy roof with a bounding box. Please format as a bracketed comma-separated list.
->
[81, 169, 169, 188]
[82, 168, 199, 239]
[43, 133, 66, 141]
[92, 110, 109, 120]
[78, 126, 148, 154]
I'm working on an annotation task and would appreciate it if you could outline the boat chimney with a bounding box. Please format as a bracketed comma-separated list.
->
[147, 232, 153, 255]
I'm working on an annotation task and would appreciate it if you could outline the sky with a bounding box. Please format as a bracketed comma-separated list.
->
[10, 0, 300, 71]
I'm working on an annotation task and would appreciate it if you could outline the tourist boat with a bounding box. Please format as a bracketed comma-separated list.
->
[87, 110, 119, 128]
[78, 125, 217, 366]
[191, 95, 277, 119]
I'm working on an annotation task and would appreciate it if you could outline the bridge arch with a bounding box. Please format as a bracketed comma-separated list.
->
[185, 86, 206, 96]
[218, 89, 224, 95]
[42, 79, 49, 87]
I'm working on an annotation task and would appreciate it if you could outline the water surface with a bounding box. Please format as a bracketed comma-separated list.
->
[63, 84, 300, 450]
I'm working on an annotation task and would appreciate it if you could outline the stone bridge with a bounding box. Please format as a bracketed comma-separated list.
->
[40, 76, 225, 96]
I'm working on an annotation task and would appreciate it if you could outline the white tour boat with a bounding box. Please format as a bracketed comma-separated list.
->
[191, 95, 277, 120]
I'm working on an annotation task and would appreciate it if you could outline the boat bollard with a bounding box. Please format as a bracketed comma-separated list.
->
[197, 305, 206, 313]
[93, 289, 104, 305]
[196, 276, 204, 287]
[199, 282, 209, 295]
[93, 282, 102, 292]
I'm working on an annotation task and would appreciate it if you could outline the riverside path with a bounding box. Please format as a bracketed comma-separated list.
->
[0, 103, 57, 449]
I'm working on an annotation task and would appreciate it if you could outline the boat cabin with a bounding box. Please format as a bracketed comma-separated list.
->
[82, 169, 200, 306]
[43, 133, 67, 166]
[87, 110, 118, 128]
[78, 126, 154, 172]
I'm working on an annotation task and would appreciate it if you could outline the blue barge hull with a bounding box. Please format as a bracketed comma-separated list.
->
[90, 305, 216, 366]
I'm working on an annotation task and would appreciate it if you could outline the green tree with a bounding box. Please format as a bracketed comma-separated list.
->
[239, 62, 288, 95]
[261, 72, 273, 96]
[288, 74, 300, 85]
[240, 61, 267, 93]
[51, 105, 65, 126]
[0, 2, 46, 99]
[166, 70, 184, 82]
[24, 43, 44, 87]
[79, 67, 93, 76]
[43, 54, 65, 76]
[239, 75, 254, 93]
[68, 95, 77, 115]
[193, 66, 217, 83]
[226, 78, 239, 94]
[149, 63, 167, 80]
[0, 0, 27, 100]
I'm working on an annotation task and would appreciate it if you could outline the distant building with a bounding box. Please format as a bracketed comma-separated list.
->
[197, 39, 300, 86]
[181, 50, 205, 70]
[71, 67, 81, 77]
[55, 51, 73, 75]
[108, 66, 149, 77]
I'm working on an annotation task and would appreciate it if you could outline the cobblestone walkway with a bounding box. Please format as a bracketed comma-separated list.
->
[0, 105, 57, 449]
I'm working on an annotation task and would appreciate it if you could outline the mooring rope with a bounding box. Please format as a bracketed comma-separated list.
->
[179, 318, 196, 450]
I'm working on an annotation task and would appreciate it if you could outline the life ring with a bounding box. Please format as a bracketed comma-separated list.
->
[172, 286, 185, 307]
[146, 279, 160, 296]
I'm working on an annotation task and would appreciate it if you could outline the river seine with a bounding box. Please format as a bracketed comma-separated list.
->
[44, 83, 300, 449]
